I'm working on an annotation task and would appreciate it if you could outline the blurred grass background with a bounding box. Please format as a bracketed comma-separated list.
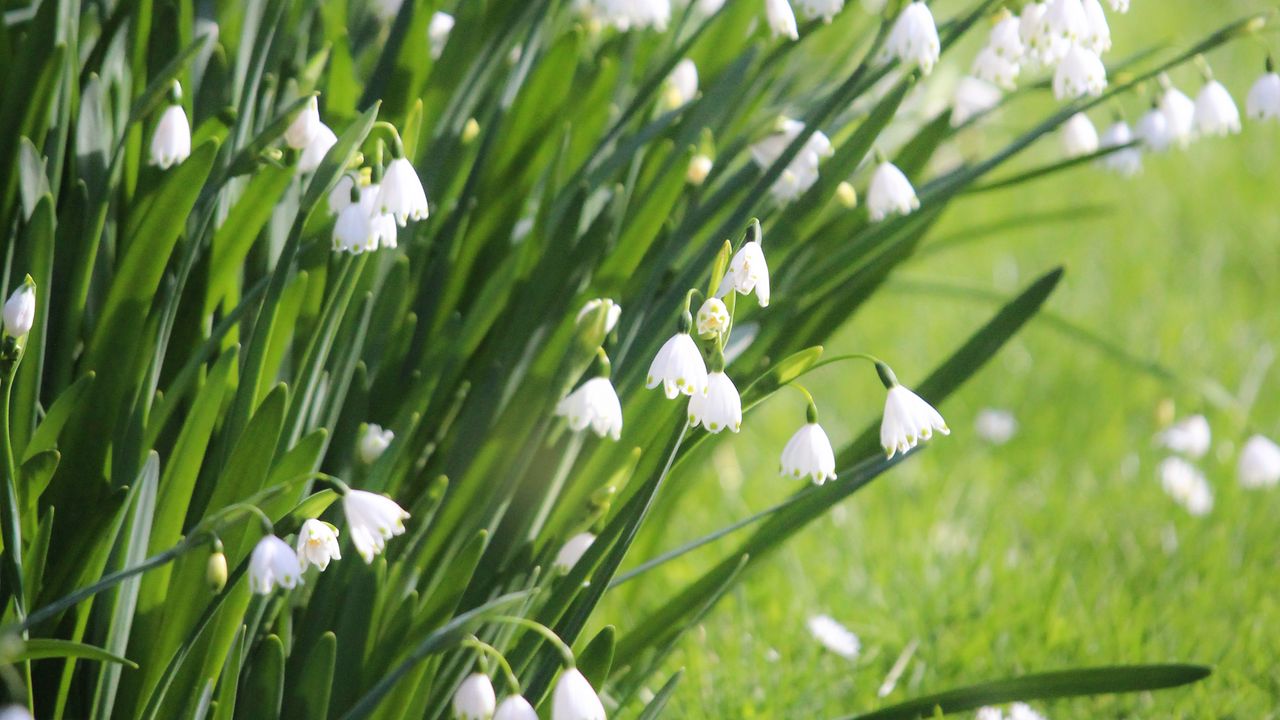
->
[605, 2, 1280, 716]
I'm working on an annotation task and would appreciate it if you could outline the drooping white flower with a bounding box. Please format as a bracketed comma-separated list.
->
[716, 240, 770, 307]
[695, 298, 730, 336]
[988, 14, 1024, 61]
[295, 519, 342, 572]
[333, 199, 375, 254]
[3, 282, 36, 338]
[1061, 112, 1100, 157]
[975, 408, 1018, 445]
[493, 696, 539, 720]
[556, 377, 623, 440]
[1193, 80, 1241, 137]
[1008, 703, 1047, 720]
[359, 423, 395, 464]
[1018, 3, 1051, 69]
[688, 371, 742, 433]
[342, 489, 410, 563]
[1052, 44, 1106, 100]
[1157, 414, 1211, 458]
[284, 96, 322, 150]
[554, 532, 596, 573]
[687, 154, 714, 185]
[0, 706, 34, 720]
[881, 384, 949, 459]
[1039, 0, 1089, 61]
[750, 118, 832, 204]
[298, 123, 338, 173]
[806, 614, 860, 659]
[795, 0, 844, 23]
[662, 59, 699, 110]
[878, 2, 940, 75]
[646, 331, 708, 398]
[454, 673, 497, 720]
[1080, 0, 1110, 54]
[379, 157, 430, 225]
[328, 174, 358, 215]
[971, 46, 1019, 90]
[764, 0, 799, 40]
[1098, 120, 1141, 176]
[1159, 82, 1197, 146]
[951, 76, 1002, 127]
[1159, 456, 1213, 516]
[249, 535, 303, 594]
[866, 160, 919, 222]
[1136, 105, 1174, 151]
[1246, 69, 1280, 121]
[780, 422, 837, 484]
[150, 102, 192, 169]
[1108, 0, 1128, 11]
[576, 298, 622, 334]
[976, 709, 1004, 720]
[1238, 434, 1280, 488]
[551, 667, 606, 720]
[428, 11, 455, 59]
[595, 0, 671, 31]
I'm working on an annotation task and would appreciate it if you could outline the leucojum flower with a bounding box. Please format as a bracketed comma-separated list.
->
[1238, 434, 1280, 488]
[1052, 44, 1107, 100]
[298, 123, 338, 173]
[1099, 119, 1141, 176]
[554, 532, 596, 573]
[249, 535, 303, 594]
[379, 151, 431, 225]
[1246, 58, 1280, 121]
[780, 402, 837, 485]
[555, 352, 624, 441]
[717, 225, 770, 307]
[3, 281, 36, 339]
[359, 423, 395, 464]
[1194, 76, 1242, 137]
[662, 58, 698, 109]
[150, 81, 192, 169]
[879, 2, 940, 75]
[646, 318, 708, 399]
[494, 695, 539, 720]
[453, 673, 497, 720]
[867, 158, 919, 222]
[951, 75, 1002, 127]
[688, 347, 742, 434]
[284, 95, 323, 150]
[877, 361, 949, 459]
[1159, 456, 1213, 516]
[552, 667, 607, 720]
[342, 489, 410, 563]
[1156, 414, 1211, 459]
[576, 298, 622, 334]
[1159, 77, 1197, 147]
[695, 298, 730, 336]
[296, 519, 342, 572]
[1061, 113, 1100, 157]
[764, 0, 799, 40]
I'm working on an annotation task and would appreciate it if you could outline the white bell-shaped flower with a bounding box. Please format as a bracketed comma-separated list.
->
[716, 239, 770, 307]
[284, 96, 323, 150]
[428, 11, 455, 59]
[1052, 44, 1106, 100]
[1193, 79, 1241, 137]
[576, 298, 622, 334]
[551, 667, 606, 720]
[328, 174, 358, 215]
[249, 535, 303, 595]
[866, 160, 919, 222]
[494, 696, 539, 720]
[807, 614, 860, 659]
[1080, 0, 1110, 54]
[1159, 456, 1213, 516]
[951, 76, 1002, 127]
[150, 103, 192, 169]
[359, 423, 395, 464]
[880, 384, 949, 459]
[554, 532, 596, 573]
[1061, 112, 1099, 157]
[1099, 120, 1141, 176]
[3, 282, 36, 338]
[878, 2, 940, 75]
[380, 157, 430, 225]
[1246, 68, 1280, 121]
[780, 421, 837, 484]
[662, 58, 699, 109]
[687, 154, 714, 185]
[974, 408, 1017, 445]
[988, 14, 1024, 61]
[764, 0, 799, 40]
[333, 201, 375, 254]
[1136, 105, 1173, 151]
[1039, 0, 1088, 60]
[0, 705, 34, 720]
[1108, 0, 1128, 11]
[695, 298, 730, 336]
[688, 370, 742, 433]
[971, 46, 1019, 90]
[299, 123, 338, 173]
[342, 489, 410, 563]
[453, 673, 497, 720]
[1238, 434, 1280, 489]
[296, 519, 342, 572]
[555, 377, 623, 440]
[795, 0, 844, 22]
[1159, 82, 1197, 146]
[1157, 414, 1211, 458]
[646, 331, 708, 398]
[1018, 3, 1051, 70]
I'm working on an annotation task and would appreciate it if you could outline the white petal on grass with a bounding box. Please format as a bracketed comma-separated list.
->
[1156, 414, 1211, 458]
[1238, 434, 1280, 488]
[806, 614, 860, 659]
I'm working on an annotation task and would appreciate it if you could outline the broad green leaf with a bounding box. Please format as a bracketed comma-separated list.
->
[285, 631, 336, 720]
[576, 626, 615, 691]
[238, 634, 285, 720]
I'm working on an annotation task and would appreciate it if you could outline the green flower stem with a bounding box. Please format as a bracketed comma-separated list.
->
[372, 121, 405, 158]
[490, 615, 576, 667]
[463, 636, 522, 693]
[0, 351, 27, 621]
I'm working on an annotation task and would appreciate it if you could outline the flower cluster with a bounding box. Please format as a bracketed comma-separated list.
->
[1152, 411, 1280, 515]
[451, 663, 606, 720]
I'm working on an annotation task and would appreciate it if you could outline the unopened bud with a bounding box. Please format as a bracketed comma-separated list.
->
[3, 279, 36, 339]
[462, 118, 480, 145]
[836, 181, 858, 209]
[207, 547, 228, 593]
[687, 155, 713, 186]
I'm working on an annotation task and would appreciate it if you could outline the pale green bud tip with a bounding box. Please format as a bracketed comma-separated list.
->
[206, 551, 228, 593]
[836, 181, 858, 209]
[462, 118, 480, 144]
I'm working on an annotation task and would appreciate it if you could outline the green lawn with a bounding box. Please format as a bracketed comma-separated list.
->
[608, 4, 1280, 717]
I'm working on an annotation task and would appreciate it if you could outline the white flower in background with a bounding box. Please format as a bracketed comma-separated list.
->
[150, 100, 191, 169]
[1246, 65, 1280, 120]
[343, 489, 410, 563]
[1159, 456, 1213, 516]
[780, 422, 837, 484]
[795, 0, 844, 23]
[576, 298, 622, 333]
[836, 181, 858, 209]
[380, 156, 430, 225]
[976, 709, 1004, 720]
[1108, 0, 1128, 11]
[454, 673, 497, 720]
[1099, 120, 1141, 176]
[1157, 414, 1211, 458]
[975, 408, 1018, 445]
[298, 123, 337, 173]
[554, 532, 596, 572]
[806, 615, 860, 659]
[1159, 82, 1197, 146]
[688, 371, 742, 433]
[555, 377, 623, 440]
[296, 519, 342, 572]
[249, 535, 303, 594]
[972, 46, 1019, 90]
[764, 0, 799, 40]
[552, 667, 607, 720]
[646, 331, 708, 398]
[359, 423, 394, 464]
[879, 2, 940, 75]
[1039, 0, 1088, 60]
[717, 240, 770, 307]
[1136, 105, 1173, 151]
[428, 11, 455, 59]
[284, 96, 323, 150]
[867, 160, 919, 222]
[951, 76, 1002, 127]
[1238, 434, 1280, 488]
[663, 58, 699, 109]
[1061, 112, 1099, 157]
[1018, 3, 1051, 69]
[328, 174, 358, 215]
[333, 201, 375, 253]
[1009, 703, 1048, 720]
[750, 118, 832, 204]
[3, 283, 36, 338]
[494, 696, 539, 720]
[1194, 80, 1241, 136]
[687, 154, 714, 185]
[1080, 0, 1110, 54]
[1052, 44, 1106, 100]
[881, 384, 949, 459]
[695, 298, 730, 336]
[988, 14, 1024, 61]
[373, 0, 403, 21]
[0, 706, 34, 720]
